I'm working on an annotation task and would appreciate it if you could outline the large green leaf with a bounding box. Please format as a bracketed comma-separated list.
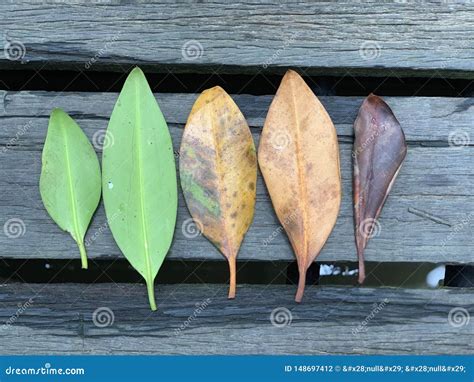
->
[102, 67, 177, 311]
[40, 108, 101, 269]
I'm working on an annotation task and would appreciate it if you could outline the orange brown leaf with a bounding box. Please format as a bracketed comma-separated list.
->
[258, 70, 342, 302]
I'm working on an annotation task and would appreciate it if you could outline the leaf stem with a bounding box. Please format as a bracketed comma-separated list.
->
[227, 257, 236, 299]
[147, 279, 157, 311]
[295, 266, 306, 303]
[358, 249, 366, 284]
[61, 114, 88, 272]
[78, 241, 88, 269]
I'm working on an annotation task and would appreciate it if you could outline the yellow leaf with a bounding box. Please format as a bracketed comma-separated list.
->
[180, 86, 257, 298]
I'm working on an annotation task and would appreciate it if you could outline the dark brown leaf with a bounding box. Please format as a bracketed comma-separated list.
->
[353, 94, 407, 283]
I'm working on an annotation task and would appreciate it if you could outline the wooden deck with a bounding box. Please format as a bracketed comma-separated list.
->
[1, 92, 472, 264]
[1, 283, 472, 355]
[0, 1, 472, 355]
[1, 2, 473, 77]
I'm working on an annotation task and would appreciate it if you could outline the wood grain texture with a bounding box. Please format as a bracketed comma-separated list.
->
[1, 2, 473, 77]
[1, 91, 473, 144]
[0, 283, 472, 355]
[0, 91, 472, 264]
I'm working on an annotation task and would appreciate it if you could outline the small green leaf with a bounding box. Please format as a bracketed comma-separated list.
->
[40, 108, 101, 269]
[102, 67, 177, 311]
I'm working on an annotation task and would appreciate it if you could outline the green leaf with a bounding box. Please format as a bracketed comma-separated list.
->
[40, 108, 101, 269]
[102, 67, 177, 311]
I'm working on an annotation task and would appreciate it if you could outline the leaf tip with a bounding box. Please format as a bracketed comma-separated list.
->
[201, 85, 227, 100]
[49, 108, 77, 131]
[364, 93, 390, 112]
[130, 66, 144, 75]
[128, 66, 146, 83]
[207, 85, 225, 93]
[50, 107, 67, 120]
[283, 69, 305, 86]
[284, 68, 299, 77]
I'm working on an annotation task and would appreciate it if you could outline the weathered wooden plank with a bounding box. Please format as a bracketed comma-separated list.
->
[1, 144, 473, 264]
[1, 2, 473, 77]
[0, 92, 472, 264]
[2, 91, 473, 144]
[0, 283, 472, 355]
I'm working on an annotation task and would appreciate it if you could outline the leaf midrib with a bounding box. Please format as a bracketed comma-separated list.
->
[289, 78, 309, 267]
[134, 80, 153, 284]
[62, 121, 83, 244]
[209, 105, 234, 259]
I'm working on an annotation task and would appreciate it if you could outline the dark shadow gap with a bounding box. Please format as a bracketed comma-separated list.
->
[0, 70, 472, 97]
[445, 265, 474, 287]
[0, 259, 470, 288]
